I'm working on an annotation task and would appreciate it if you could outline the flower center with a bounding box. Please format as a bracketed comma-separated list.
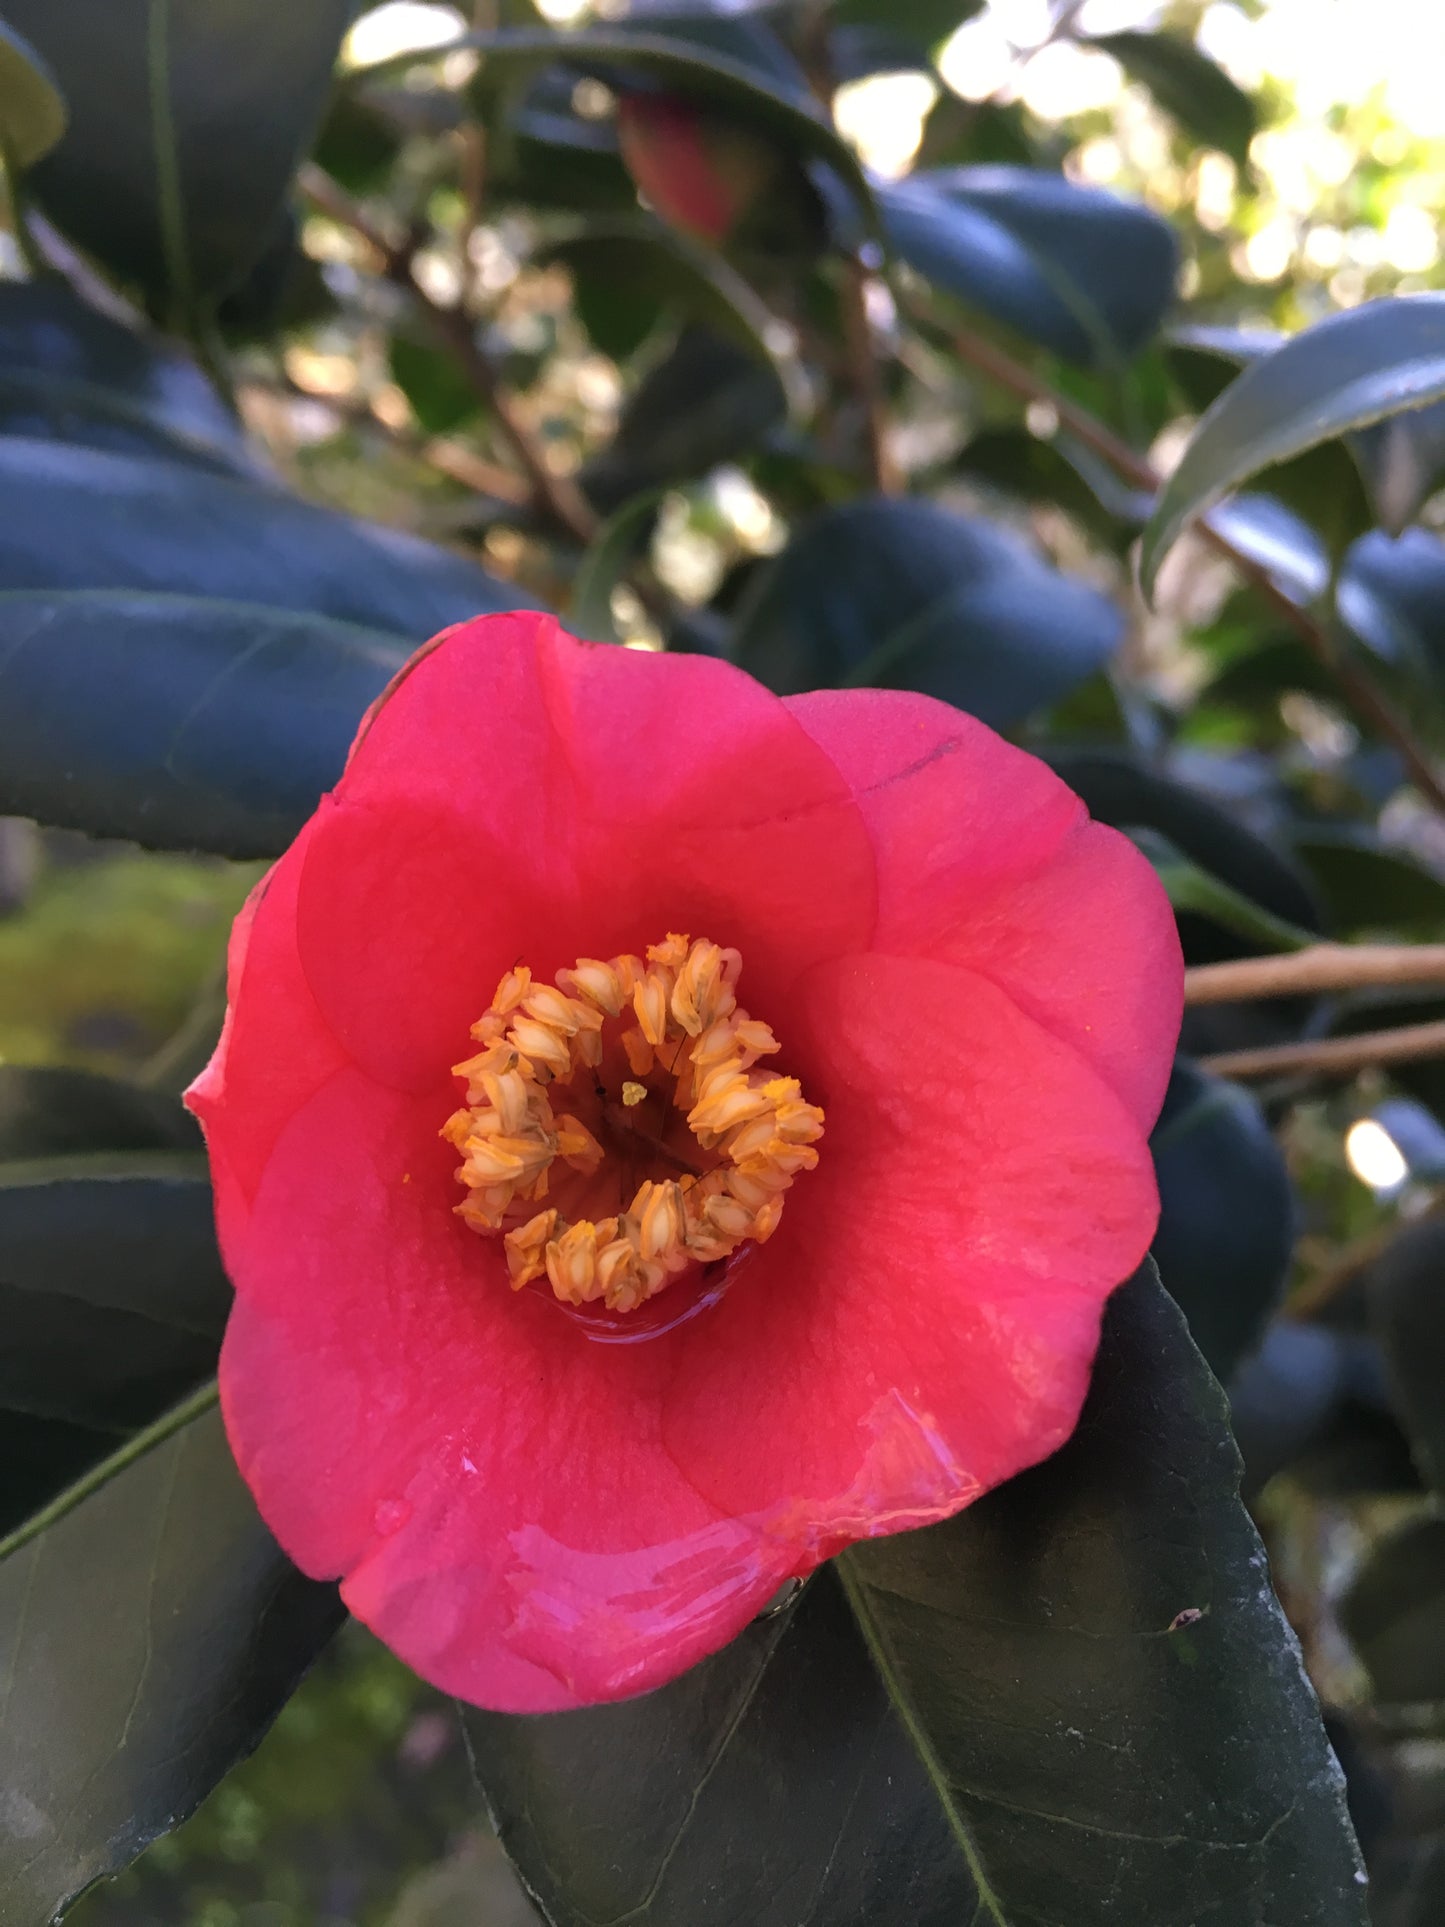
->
[443, 933, 824, 1314]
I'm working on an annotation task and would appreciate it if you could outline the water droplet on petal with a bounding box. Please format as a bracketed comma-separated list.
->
[754, 1577, 804, 1621]
[373, 1498, 411, 1536]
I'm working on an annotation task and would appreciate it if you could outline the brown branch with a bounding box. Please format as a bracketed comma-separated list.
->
[796, 14, 898, 496]
[1290, 1209, 1438, 1318]
[256, 371, 532, 506]
[460, 0, 495, 242]
[297, 162, 598, 544]
[1202, 1020, 1445, 1081]
[840, 256, 901, 494]
[1186, 943, 1445, 1005]
[945, 325, 1445, 818]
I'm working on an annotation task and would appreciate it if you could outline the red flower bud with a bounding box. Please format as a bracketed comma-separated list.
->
[615, 92, 778, 244]
[188, 611, 1182, 1712]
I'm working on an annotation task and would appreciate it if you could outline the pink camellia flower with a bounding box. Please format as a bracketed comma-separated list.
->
[187, 610, 1182, 1713]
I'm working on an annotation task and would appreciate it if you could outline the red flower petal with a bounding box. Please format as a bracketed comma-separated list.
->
[787, 688, 1183, 1131]
[220, 1068, 798, 1710]
[187, 818, 347, 1256]
[658, 953, 1160, 1539]
[219, 953, 1155, 1708]
[293, 613, 877, 1090]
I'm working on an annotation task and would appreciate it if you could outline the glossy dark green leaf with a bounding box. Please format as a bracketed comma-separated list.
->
[0, 19, 66, 171]
[1339, 1511, 1445, 1704]
[5, 0, 352, 311]
[880, 166, 1178, 365]
[1226, 1322, 1365, 1497]
[1254, 440, 1378, 559]
[1207, 491, 1332, 606]
[465, 1269, 1365, 1925]
[1369, 1217, 1445, 1496]
[1166, 324, 1280, 413]
[1340, 527, 1445, 688]
[1198, 516, 1445, 752]
[0, 588, 406, 855]
[732, 495, 1123, 725]
[1142, 297, 1445, 598]
[0, 275, 258, 473]
[214, 203, 335, 343]
[1321, 1712, 1394, 1871]
[828, 25, 936, 82]
[956, 423, 1151, 541]
[1170, 323, 1445, 537]
[0, 1076, 209, 1525]
[1199, 633, 1336, 711]
[0, 1150, 227, 1433]
[1090, 30, 1257, 168]
[0, 1413, 118, 1540]
[1134, 828, 1314, 953]
[831, 0, 983, 47]
[540, 221, 803, 409]
[312, 86, 404, 195]
[581, 324, 787, 512]
[568, 257, 662, 363]
[569, 490, 664, 642]
[1047, 749, 1326, 1055]
[916, 93, 1042, 172]
[389, 332, 486, 436]
[366, 26, 875, 226]
[1351, 399, 1445, 536]
[0, 1389, 344, 1925]
[1373, 1837, 1445, 1926]
[601, 9, 807, 91]
[1163, 332, 1381, 551]
[1296, 833, 1445, 937]
[0, 1063, 198, 1164]
[1150, 1060, 1295, 1380]
[0, 439, 514, 636]
[489, 70, 637, 216]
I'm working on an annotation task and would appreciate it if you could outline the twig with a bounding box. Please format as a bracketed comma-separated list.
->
[257, 372, 531, 506]
[840, 256, 901, 494]
[945, 325, 1445, 818]
[1290, 1202, 1445, 1318]
[297, 162, 598, 543]
[1185, 944, 1445, 1005]
[1202, 537, 1445, 815]
[796, 12, 899, 495]
[1202, 1020, 1445, 1081]
[458, 0, 495, 283]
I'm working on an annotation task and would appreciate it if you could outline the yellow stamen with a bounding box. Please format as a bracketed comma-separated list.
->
[443, 933, 824, 1313]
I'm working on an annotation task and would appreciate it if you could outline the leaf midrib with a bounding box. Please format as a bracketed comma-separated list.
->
[836, 1555, 1010, 1926]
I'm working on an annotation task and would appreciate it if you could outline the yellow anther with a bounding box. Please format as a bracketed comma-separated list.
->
[508, 1017, 574, 1079]
[636, 1179, 687, 1262]
[451, 934, 824, 1314]
[632, 971, 671, 1047]
[670, 940, 740, 1035]
[505, 1208, 557, 1288]
[647, 932, 691, 968]
[523, 985, 603, 1037]
[545, 1220, 607, 1303]
[621, 1027, 655, 1079]
[558, 958, 627, 1016]
[553, 1113, 605, 1171]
